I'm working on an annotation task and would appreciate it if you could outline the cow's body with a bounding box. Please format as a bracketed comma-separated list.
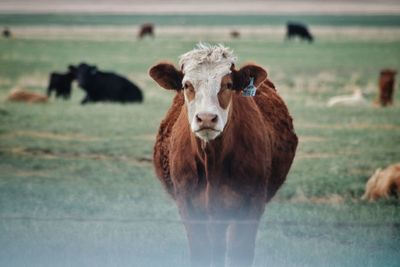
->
[230, 30, 240, 38]
[2, 27, 11, 38]
[71, 63, 143, 104]
[150, 44, 297, 267]
[47, 71, 75, 99]
[377, 69, 396, 106]
[155, 82, 297, 203]
[138, 23, 154, 39]
[286, 22, 313, 42]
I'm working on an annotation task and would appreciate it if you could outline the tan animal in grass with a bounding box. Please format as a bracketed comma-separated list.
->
[362, 163, 400, 201]
[327, 89, 368, 107]
[7, 88, 48, 103]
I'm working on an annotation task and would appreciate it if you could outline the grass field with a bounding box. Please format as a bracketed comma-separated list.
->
[0, 14, 400, 267]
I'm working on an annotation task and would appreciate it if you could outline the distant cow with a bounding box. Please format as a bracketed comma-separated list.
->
[47, 68, 75, 99]
[2, 27, 11, 38]
[149, 43, 298, 266]
[286, 22, 313, 42]
[138, 23, 154, 39]
[377, 69, 397, 106]
[7, 88, 48, 103]
[70, 63, 143, 104]
[362, 163, 400, 201]
[230, 30, 240, 38]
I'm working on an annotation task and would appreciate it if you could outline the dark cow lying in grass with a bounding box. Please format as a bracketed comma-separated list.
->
[70, 63, 143, 104]
[47, 68, 75, 99]
[286, 22, 314, 42]
[150, 43, 298, 267]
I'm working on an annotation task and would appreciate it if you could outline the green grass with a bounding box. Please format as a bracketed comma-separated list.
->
[0, 18, 400, 266]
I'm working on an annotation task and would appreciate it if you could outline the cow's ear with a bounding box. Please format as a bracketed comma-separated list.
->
[149, 63, 183, 91]
[232, 64, 267, 91]
[90, 66, 98, 75]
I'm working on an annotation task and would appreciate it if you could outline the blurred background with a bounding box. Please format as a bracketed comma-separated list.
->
[0, 0, 399, 266]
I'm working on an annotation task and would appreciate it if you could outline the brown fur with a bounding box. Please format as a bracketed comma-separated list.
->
[151, 62, 297, 266]
[7, 88, 48, 103]
[377, 69, 397, 106]
[362, 163, 400, 201]
[138, 23, 154, 39]
[230, 30, 240, 38]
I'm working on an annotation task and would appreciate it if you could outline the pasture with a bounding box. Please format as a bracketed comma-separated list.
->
[0, 14, 400, 267]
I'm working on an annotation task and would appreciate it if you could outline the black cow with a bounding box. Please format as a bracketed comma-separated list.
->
[71, 63, 143, 104]
[286, 22, 314, 42]
[47, 68, 75, 99]
[2, 27, 11, 38]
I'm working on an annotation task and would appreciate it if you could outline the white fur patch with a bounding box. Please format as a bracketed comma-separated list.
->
[179, 43, 237, 76]
[178, 43, 237, 141]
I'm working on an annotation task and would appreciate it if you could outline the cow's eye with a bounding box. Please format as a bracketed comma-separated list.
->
[222, 82, 233, 90]
[183, 82, 192, 90]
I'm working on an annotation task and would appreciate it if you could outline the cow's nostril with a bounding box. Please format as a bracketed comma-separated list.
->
[196, 113, 218, 126]
[196, 114, 202, 123]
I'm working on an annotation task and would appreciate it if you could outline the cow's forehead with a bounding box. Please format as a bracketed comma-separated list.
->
[179, 43, 236, 82]
[182, 62, 232, 85]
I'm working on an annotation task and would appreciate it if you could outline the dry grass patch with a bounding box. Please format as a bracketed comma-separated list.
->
[15, 170, 51, 177]
[17, 74, 48, 88]
[299, 136, 328, 143]
[290, 193, 345, 205]
[300, 123, 400, 130]
[134, 134, 156, 141]
[8, 147, 152, 166]
[1, 131, 100, 142]
[296, 151, 360, 160]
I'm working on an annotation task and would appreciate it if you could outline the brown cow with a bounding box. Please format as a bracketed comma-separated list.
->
[149, 43, 297, 267]
[138, 23, 154, 39]
[377, 69, 397, 106]
[7, 88, 48, 103]
[230, 30, 240, 38]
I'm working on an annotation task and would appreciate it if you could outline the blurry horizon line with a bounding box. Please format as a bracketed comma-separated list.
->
[0, 0, 400, 15]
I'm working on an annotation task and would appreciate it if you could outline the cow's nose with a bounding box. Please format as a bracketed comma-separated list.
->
[196, 112, 218, 128]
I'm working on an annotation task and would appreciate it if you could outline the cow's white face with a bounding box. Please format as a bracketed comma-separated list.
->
[149, 43, 268, 143]
[181, 62, 233, 141]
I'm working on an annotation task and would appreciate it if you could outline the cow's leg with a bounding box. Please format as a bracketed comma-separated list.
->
[177, 199, 211, 267]
[208, 220, 229, 267]
[226, 220, 260, 267]
[183, 220, 211, 267]
[388, 87, 394, 105]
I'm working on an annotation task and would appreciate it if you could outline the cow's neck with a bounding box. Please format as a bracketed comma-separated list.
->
[191, 114, 236, 183]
